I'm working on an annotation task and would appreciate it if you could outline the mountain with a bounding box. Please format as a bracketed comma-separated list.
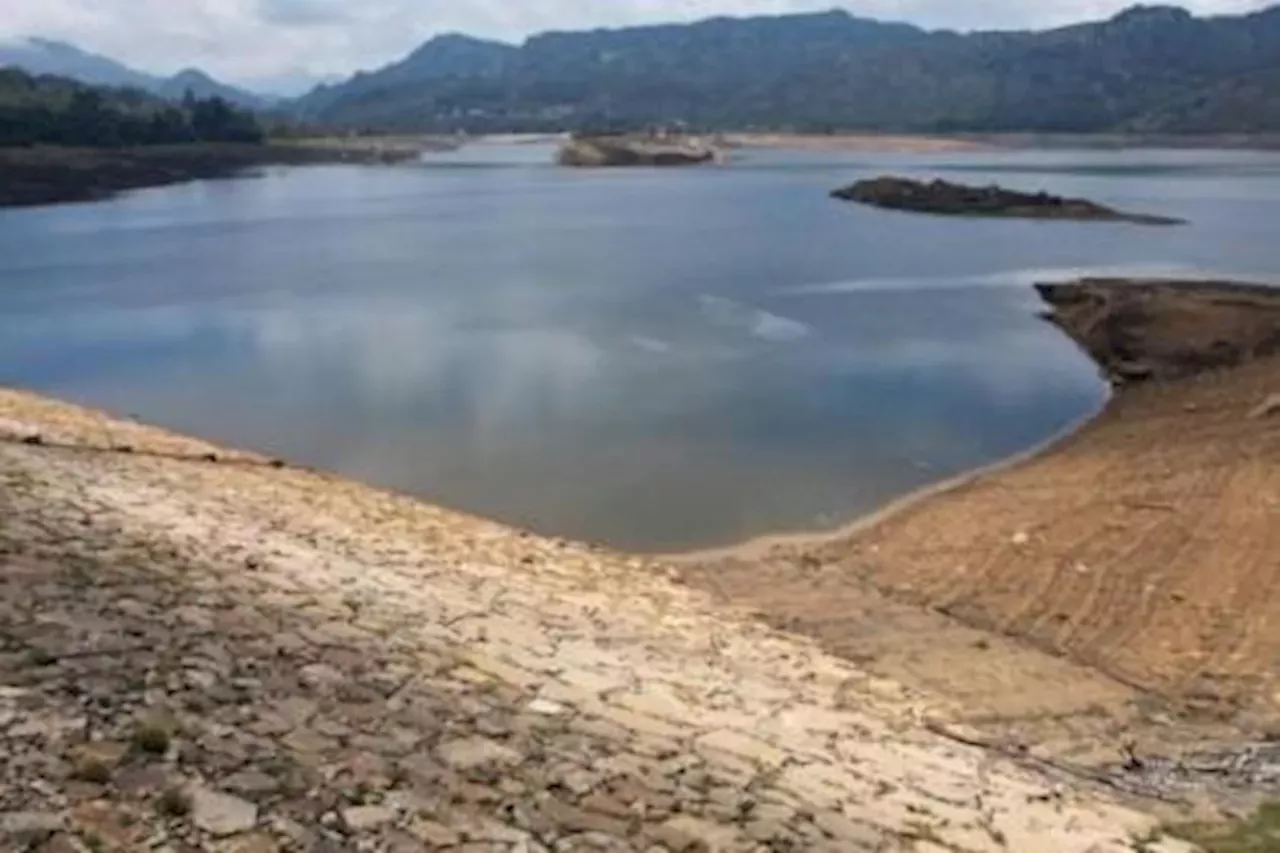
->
[296, 34, 514, 120]
[292, 4, 1280, 134]
[157, 69, 271, 110]
[0, 67, 264, 147]
[0, 38, 268, 110]
[0, 38, 156, 90]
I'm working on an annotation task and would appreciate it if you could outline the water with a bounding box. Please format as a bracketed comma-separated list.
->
[3, 143, 1279, 551]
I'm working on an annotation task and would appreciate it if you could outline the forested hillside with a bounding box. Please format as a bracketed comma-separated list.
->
[292, 5, 1280, 134]
[0, 68, 264, 147]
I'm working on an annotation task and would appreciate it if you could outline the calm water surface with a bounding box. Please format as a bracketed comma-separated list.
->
[3, 144, 1280, 551]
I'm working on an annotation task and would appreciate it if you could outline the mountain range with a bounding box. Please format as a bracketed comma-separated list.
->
[292, 4, 1280, 134]
[0, 38, 270, 110]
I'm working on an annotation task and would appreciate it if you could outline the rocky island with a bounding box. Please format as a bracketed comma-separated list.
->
[832, 176, 1184, 225]
[557, 133, 720, 167]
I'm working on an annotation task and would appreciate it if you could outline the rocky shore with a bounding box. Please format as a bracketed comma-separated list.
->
[0, 387, 1185, 852]
[1037, 278, 1280, 383]
[832, 176, 1184, 225]
[0, 139, 435, 208]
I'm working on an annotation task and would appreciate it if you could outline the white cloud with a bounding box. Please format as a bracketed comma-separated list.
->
[0, 0, 1271, 89]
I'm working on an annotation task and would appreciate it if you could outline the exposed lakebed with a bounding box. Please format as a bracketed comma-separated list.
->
[2, 143, 1279, 550]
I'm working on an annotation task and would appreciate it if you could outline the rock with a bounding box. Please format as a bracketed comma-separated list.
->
[831, 176, 1182, 225]
[339, 806, 396, 833]
[696, 730, 787, 769]
[214, 833, 282, 853]
[1248, 393, 1280, 419]
[526, 698, 567, 716]
[653, 815, 743, 851]
[1, 811, 65, 845]
[69, 740, 130, 779]
[189, 786, 258, 837]
[299, 663, 345, 691]
[69, 802, 146, 849]
[36, 834, 94, 853]
[558, 135, 719, 167]
[407, 819, 461, 847]
[435, 736, 522, 771]
[220, 770, 279, 796]
[1010, 531, 1030, 546]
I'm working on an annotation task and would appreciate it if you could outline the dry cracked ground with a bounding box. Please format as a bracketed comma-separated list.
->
[0, 389, 1190, 852]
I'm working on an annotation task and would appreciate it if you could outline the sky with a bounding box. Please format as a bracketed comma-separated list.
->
[0, 0, 1273, 94]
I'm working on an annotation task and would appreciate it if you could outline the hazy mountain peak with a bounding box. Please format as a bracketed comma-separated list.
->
[0, 37, 269, 108]
[23, 37, 82, 53]
[1109, 5, 1196, 24]
[170, 68, 216, 83]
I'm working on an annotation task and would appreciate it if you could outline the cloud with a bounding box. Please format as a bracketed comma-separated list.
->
[257, 0, 353, 27]
[0, 0, 1272, 90]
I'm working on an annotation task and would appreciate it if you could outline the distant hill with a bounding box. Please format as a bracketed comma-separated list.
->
[0, 38, 270, 110]
[291, 4, 1280, 134]
[157, 68, 270, 109]
[0, 67, 264, 147]
[0, 37, 156, 90]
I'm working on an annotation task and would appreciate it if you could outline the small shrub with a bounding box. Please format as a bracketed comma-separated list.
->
[25, 648, 57, 667]
[72, 758, 112, 784]
[156, 787, 191, 818]
[1171, 801, 1280, 852]
[132, 722, 172, 756]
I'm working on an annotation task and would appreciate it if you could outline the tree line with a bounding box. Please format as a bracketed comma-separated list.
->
[0, 69, 265, 147]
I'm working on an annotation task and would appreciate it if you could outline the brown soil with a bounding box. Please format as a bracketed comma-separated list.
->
[724, 133, 990, 152]
[678, 278, 1280, 805]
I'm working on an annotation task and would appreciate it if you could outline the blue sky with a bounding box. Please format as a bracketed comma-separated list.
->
[0, 0, 1272, 93]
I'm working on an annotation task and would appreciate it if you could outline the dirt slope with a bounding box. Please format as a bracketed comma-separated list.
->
[681, 280, 1280, 782]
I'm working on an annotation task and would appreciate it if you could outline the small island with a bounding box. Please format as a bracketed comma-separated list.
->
[557, 133, 721, 167]
[831, 176, 1184, 225]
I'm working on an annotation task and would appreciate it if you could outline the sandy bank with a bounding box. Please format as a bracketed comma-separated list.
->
[724, 132, 988, 152]
[0, 388, 1185, 852]
[679, 279, 1280, 790]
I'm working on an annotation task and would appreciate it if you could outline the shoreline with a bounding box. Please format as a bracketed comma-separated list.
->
[0, 138, 436, 209]
[3, 277, 1280, 834]
[0, 385, 1188, 851]
[664, 400, 1108, 564]
[726, 131, 1280, 152]
[678, 276, 1280, 565]
[678, 277, 1280, 762]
